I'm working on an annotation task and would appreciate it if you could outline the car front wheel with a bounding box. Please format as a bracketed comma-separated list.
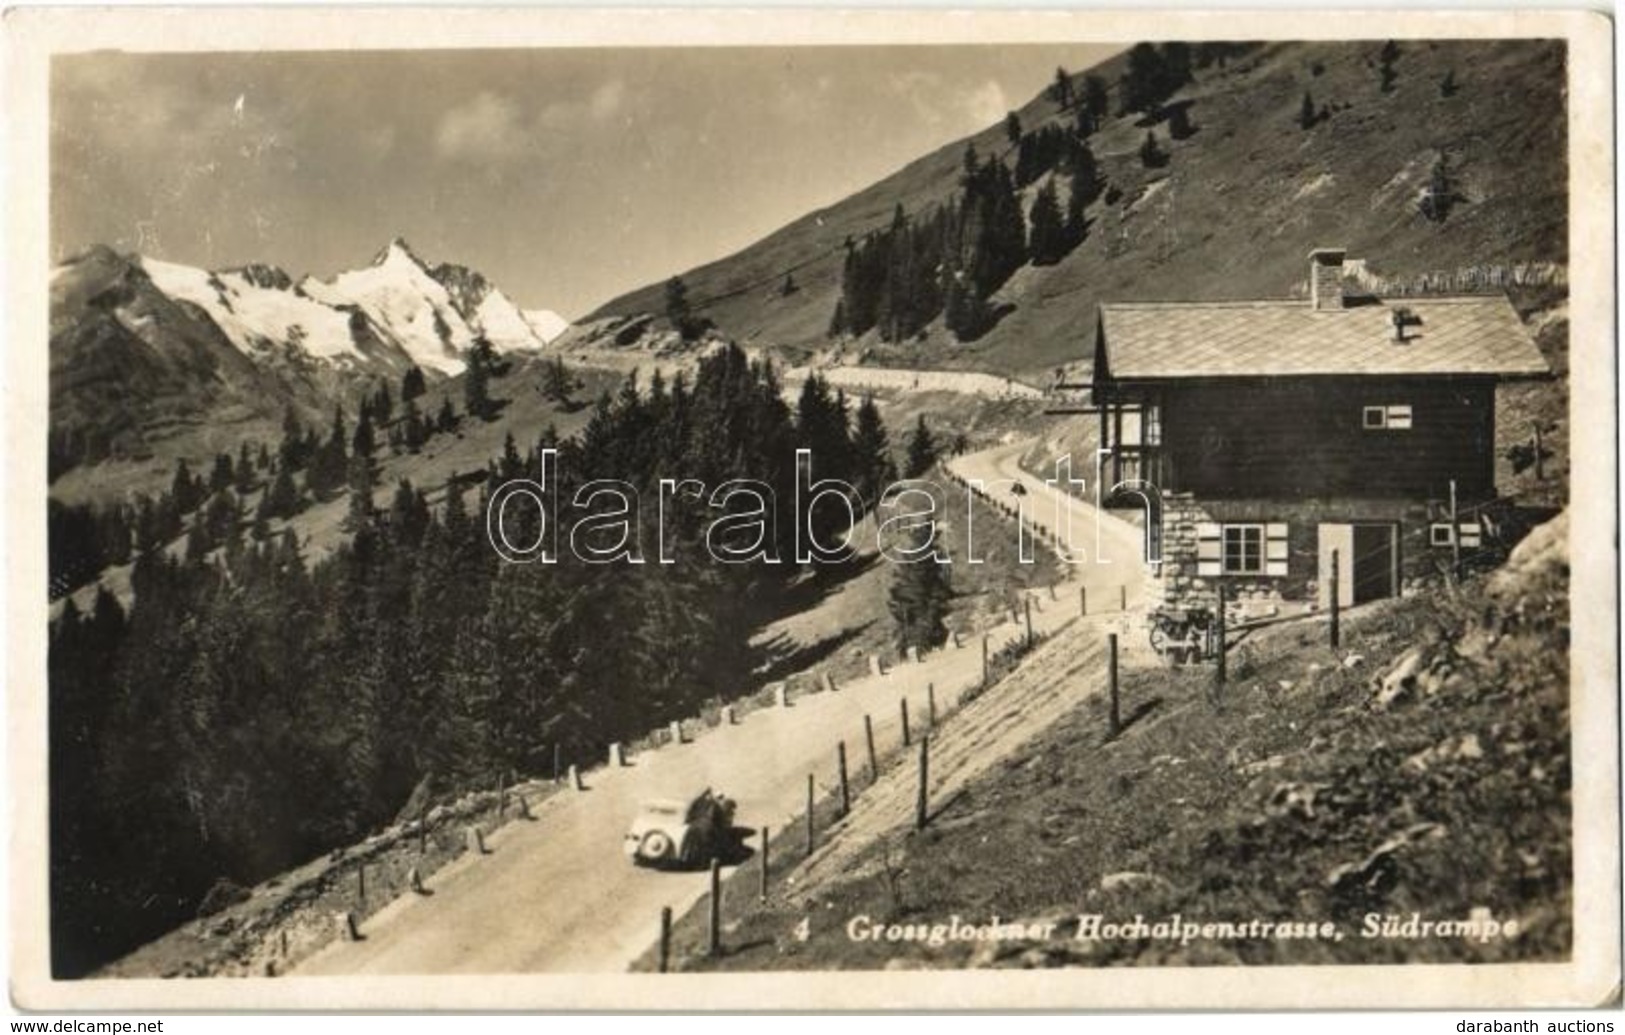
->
[640, 830, 673, 862]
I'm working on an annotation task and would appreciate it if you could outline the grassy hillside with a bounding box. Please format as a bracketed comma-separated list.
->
[593, 39, 1567, 381]
[648, 511, 1572, 970]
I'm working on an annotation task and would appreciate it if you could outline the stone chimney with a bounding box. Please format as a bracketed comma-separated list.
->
[1308, 248, 1347, 311]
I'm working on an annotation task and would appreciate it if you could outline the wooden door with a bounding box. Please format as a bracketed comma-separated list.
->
[1352, 523, 1397, 604]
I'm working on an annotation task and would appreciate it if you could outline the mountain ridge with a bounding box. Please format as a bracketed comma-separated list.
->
[48, 239, 570, 483]
[590, 39, 1567, 380]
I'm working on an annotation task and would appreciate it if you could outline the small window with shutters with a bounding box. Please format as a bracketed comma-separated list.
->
[1264, 523, 1289, 576]
[1364, 404, 1413, 430]
[1196, 522, 1289, 577]
[1432, 521, 1483, 548]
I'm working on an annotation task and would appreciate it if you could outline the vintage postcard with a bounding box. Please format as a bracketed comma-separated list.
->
[5, 5, 1617, 1012]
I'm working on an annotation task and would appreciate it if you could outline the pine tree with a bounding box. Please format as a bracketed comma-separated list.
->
[1378, 40, 1400, 92]
[1004, 111, 1023, 148]
[541, 356, 577, 405]
[1049, 66, 1074, 110]
[401, 396, 426, 452]
[344, 452, 377, 533]
[185, 519, 210, 564]
[1120, 43, 1164, 115]
[887, 524, 953, 653]
[464, 339, 494, 421]
[172, 459, 201, 514]
[1027, 179, 1067, 265]
[264, 466, 300, 520]
[209, 453, 234, 495]
[1064, 147, 1098, 247]
[235, 443, 257, 493]
[388, 479, 430, 545]
[1139, 129, 1168, 168]
[437, 396, 457, 433]
[278, 407, 308, 471]
[665, 276, 697, 341]
[903, 415, 940, 478]
[401, 365, 427, 403]
[353, 408, 376, 458]
[1418, 153, 1457, 223]
[1082, 74, 1109, 126]
[1299, 90, 1318, 130]
[851, 395, 896, 509]
[308, 406, 349, 498]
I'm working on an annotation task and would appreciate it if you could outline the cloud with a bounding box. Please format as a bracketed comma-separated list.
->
[883, 70, 1011, 135]
[538, 78, 630, 131]
[964, 79, 1010, 128]
[589, 80, 626, 122]
[435, 91, 527, 163]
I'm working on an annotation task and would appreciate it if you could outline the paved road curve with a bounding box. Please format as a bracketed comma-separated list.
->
[298, 442, 1147, 975]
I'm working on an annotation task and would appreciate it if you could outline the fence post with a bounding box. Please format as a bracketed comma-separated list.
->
[610, 742, 624, 767]
[822, 672, 837, 693]
[805, 774, 815, 855]
[837, 742, 850, 817]
[1214, 583, 1228, 692]
[1049, 582, 1058, 601]
[659, 906, 673, 973]
[1120, 585, 1127, 612]
[337, 911, 360, 942]
[927, 683, 937, 727]
[708, 859, 722, 957]
[468, 826, 487, 854]
[864, 715, 878, 784]
[776, 684, 790, 708]
[759, 826, 770, 902]
[1107, 633, 1121, 739]
[1024, 598, 1034, 645]
[670, 720, 683, 745]
[356, 862, 366, 905]
[1449, 478, 1462, 583]
[569, 764, 583, 792]
[552, 744, 561, 785]
[915, 736, 930, 830]
[418, 803, 428, 855]
[409, 866, 425, 895]
[981, 635, 991, 688]
[900, 698, 911, 747]
[1080, 586, 1088, 616]
[517, 792, 532, 819]
[1533, 423, 1545, 481]
[1329, 550, 1341, 650]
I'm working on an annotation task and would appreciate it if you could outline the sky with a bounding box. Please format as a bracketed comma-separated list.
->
[51, 45, 1118, 319]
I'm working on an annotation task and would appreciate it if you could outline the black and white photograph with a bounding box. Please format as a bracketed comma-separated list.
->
[5, 6, 1617, 1014]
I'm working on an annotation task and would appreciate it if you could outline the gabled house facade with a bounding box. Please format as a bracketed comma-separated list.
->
[1082, 249, 1550, 613]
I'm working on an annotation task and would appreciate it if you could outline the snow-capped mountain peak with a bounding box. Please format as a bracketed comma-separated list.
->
[69, 240, 567, 381]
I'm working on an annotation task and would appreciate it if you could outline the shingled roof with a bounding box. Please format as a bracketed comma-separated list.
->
[1096, 295, 1550, 381]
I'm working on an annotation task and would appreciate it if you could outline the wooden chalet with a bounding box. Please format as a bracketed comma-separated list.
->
[1052, 249, 1551, 611]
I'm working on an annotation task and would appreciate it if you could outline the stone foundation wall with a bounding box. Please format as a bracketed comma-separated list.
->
[1157, 492, 1452, 611]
